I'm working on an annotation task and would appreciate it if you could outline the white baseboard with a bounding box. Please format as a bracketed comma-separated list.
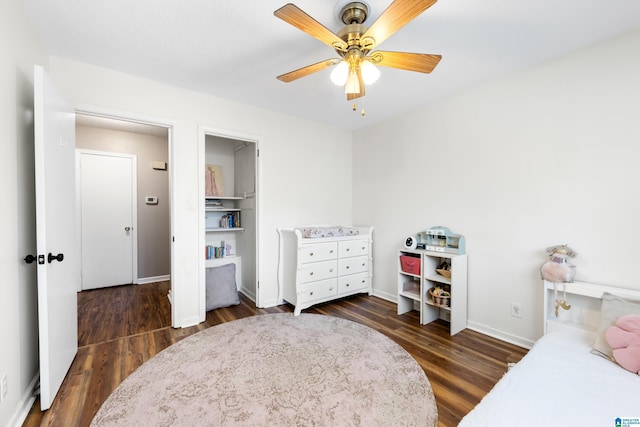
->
[378, 291, 535, 349]
[137, 274, 171, 285]
[371, 289, 396, 303]
[9, 374, 39, 427]
[240, 287, 256, 303]
[467, 320, 535, 349]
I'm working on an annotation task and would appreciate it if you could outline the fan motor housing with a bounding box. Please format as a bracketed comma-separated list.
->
[336, 1, 371, 52]
[337, 24, 367, 49]
[340, 2, 369, 25]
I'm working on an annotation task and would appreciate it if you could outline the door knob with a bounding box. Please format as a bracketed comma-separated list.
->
[47, 253, 64, 263]
[125, 226, 131, 232]
[24, 254, 37, 264]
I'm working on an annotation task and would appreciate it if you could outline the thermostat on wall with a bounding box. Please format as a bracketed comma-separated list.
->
[145, 196, 158, 205]
[152, 161, 167, 170]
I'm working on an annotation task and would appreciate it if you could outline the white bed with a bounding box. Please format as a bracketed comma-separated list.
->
[460, 281, 640, 427]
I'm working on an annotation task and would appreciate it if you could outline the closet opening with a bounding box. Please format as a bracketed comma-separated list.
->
[199, 127, 260, 315]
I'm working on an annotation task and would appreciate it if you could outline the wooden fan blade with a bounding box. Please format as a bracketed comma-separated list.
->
[361, 0, 437, 49]
[277, 59, 340, 82]
[274, 4, 347, 51]
[370, 51, 441, 73]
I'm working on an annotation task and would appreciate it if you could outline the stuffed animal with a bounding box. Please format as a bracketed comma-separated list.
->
[605, 314, 640, 375]
[540, 244, 577, 283]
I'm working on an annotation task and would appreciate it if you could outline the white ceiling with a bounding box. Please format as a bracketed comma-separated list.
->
[24, 0, 640, 131]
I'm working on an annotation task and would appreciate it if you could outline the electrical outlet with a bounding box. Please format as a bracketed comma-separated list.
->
[1, 372, 7, 402]
[511, 302, 523, 318]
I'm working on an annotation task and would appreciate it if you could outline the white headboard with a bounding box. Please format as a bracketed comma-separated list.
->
[543, 280, 640, 340]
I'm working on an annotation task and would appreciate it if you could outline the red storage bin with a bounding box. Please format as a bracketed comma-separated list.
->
[400, 255, 421, 275]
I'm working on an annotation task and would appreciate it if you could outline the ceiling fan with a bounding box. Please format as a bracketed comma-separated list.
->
[274, 0, 442, 101]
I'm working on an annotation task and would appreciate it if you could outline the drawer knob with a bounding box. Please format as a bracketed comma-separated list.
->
[329, 268, 334, 272]
[330, 250, 334, 253]
[346, 283, 350, 287]
[310, 252, 314, 256]
[361, 263, 365, 266]
[346, 248, 350, 251]
[310, 291, 314, 296]
[346, 266, 350, 269]
[310, 272, 314, 276]
[329, 287, 333, 291]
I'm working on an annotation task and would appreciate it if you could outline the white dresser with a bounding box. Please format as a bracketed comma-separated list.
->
[277, 226, 373, 315]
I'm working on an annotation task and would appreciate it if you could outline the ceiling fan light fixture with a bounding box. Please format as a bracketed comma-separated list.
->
[330, 60, 349, 86]
[274, 1, 441, 106]
[344, 72, 361, 94]
[360, 60, 380, 85]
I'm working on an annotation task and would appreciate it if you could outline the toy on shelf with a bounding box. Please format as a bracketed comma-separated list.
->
[429, 286, 451, 307]
[424, 226, 465, 254]
[404, 226, 465, 254]
[540, 244, 576, 283]
[541, 244, 577, 316]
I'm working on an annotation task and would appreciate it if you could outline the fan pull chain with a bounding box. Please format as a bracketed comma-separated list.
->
[351, 102, 366, 117]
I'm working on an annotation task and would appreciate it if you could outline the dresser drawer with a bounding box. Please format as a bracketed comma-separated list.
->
[338, 256, 369, 276]
[297, 278, 338, 303]
[338, 273, 370, 294]
[299, 260, 338, 284]
[338, 239, 369, 258]
[299, 242, 338, 263]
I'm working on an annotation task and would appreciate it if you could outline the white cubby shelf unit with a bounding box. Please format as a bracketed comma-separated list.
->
[397, 248, 468, 335]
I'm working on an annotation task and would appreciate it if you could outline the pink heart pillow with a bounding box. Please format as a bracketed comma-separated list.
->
[605, 314, 640, 375]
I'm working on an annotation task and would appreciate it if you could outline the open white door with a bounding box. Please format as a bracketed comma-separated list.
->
[34, 65, 78, 410]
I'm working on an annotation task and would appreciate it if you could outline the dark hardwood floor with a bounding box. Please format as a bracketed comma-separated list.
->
[23, 282, 528, 427]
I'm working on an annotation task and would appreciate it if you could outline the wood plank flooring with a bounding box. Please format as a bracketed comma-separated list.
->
[23, 282, 528, 427]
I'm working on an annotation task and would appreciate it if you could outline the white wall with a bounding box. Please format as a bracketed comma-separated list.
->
[49, 57, 353, 326]
[353, 28, 640, 346]
[0, 2, 49, 425]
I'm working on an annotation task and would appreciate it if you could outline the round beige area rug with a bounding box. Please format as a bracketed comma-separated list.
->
[91, 313, 437, 426]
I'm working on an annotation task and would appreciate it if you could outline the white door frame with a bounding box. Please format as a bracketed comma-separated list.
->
[75, 105, 177, 325]
[198, 125, 261, 317]
[76, 149, 138, 289]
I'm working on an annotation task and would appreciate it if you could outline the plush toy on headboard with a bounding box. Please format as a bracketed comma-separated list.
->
[540, 244, 577, 283]
[541, 244, 577, 316]
[605, 314, 640, 375]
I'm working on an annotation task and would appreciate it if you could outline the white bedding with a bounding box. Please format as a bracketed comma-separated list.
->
[460, 331, 640, 426]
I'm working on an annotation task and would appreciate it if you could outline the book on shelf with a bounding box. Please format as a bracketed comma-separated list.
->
[219, 212, 240, 228]
[205, 242, 227, 259]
